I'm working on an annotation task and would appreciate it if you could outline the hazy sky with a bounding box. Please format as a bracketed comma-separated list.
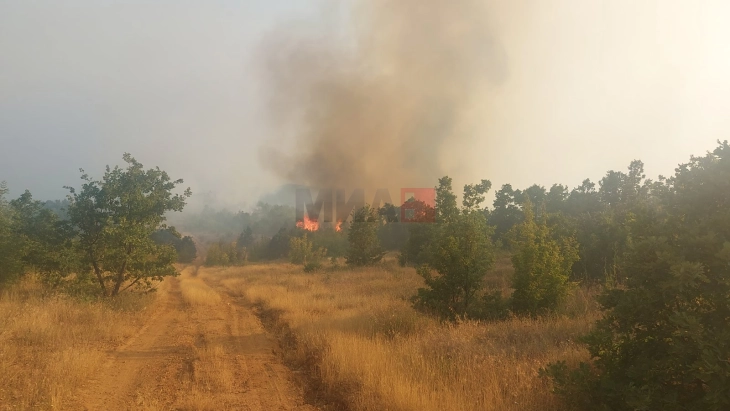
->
[1, 1, 729, 209]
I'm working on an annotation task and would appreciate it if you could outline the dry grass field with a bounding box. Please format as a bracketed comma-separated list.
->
[0, 276, 152, 410]
[0, 259, 602, 410]
[213, 257, 602, 411]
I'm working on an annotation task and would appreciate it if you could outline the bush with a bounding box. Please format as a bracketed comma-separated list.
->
[508, 201, 579, 316]
[303, 261, 321, 273]
[289, 233, 327, 271]
[204, 241, 245, 266]
[346, 205, 385, 266]
[412, 212, 495, 320]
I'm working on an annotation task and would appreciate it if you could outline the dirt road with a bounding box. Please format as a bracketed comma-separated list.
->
[72, 271, 317, 411]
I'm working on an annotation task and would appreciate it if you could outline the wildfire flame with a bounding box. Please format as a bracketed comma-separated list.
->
[296, 215, 319, 231]
[296, 216, 342, 232]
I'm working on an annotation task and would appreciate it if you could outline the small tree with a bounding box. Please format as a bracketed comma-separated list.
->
[204, 241, 245, 266]
[398, 199, 436, 266]
[435, 176, 459, 223]
[204, 242, 230, 266]
[508, 201, 578, 316]
[346, 205, 385, 266]
[412, 177, 495, 320]
[176, 236, 197, 263]
[237, 226, 254, 249]
[264, 227, 293, 260]
[66, 153, 191, 296]
[289, 233, 326, 271]
[289, 233, 313, 265]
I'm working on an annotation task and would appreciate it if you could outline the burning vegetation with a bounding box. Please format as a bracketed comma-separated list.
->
[296, 215, 319, 231]
[296, 215, 342, 232]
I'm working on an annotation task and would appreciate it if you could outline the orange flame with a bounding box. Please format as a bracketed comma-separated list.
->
[335, 221, 342, 232]
[296, 215, 319, 231]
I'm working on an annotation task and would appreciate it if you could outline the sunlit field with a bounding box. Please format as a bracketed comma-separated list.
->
[179, 266, 222, 306]
[0, 276, 153, 410]
[210, 257, 601, 411]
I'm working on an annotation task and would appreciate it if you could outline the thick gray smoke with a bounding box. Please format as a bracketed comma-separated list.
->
[259, 0, 507, 190]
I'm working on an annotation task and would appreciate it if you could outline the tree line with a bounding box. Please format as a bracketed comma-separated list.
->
[0, 154, 193, 296]
[214, 141, 730, 410]
[396, 141, 730, 410]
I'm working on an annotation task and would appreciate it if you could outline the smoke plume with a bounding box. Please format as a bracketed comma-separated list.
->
[259, 0, 507, 191]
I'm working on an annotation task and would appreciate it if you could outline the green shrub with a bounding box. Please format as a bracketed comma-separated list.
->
[412, 177, 495, 321]
[508, 201, 579, 316]
[346, 205, 385, 266]
[290, 233, 327, 271]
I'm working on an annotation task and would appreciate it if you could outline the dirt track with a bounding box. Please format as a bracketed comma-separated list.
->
[72, 273, 317, 411]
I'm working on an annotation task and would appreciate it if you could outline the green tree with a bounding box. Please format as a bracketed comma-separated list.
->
[151, 228, 197, 264]
[0, 182, 25, 284]
[346, 205, 384, 266]
[462, 179, 492, 212]
[398, 199, 436, 266]
[290, 233, 327, 271]
[66, 153, 191, 296]
[10, 190, 78, 285]
[547, 141, 730, 410]
[517, 184, 548, 209]
[237, 226, 254, 249]
[434, 176, 459, 223]
[204, 242, 228, 266]
[412, 178, 495, 320]
[546, 184, 569, 214]
[310, 226, 348, 257]
[564, 179, 600, 215]
[204, 240, 244, 266]
[378, 203, 400, 223]
[289, 233, 313, 265]
[508, 201, 579, 316]
[264, 227, 294, 260]
[489, 184, 523, 243]
[176, 236, 197, 263]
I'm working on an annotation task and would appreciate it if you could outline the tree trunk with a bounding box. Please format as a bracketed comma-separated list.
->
[92, 262, 107, 296]
[112, 245, 131, 296]
[111, 260, 127, 296]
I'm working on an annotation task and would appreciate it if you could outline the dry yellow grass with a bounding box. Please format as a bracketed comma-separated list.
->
[0, 276, 153, 410]
[172, 343, 239, 411]
[213, 260, 601, 411]
[179, 266, 222, 306]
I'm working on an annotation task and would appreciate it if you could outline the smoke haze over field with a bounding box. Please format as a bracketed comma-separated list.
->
[259, 0, 506, 190]
[1, 1, 729, 209]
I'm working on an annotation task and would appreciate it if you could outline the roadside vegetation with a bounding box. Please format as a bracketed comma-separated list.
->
[216, 261, 598, 411]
